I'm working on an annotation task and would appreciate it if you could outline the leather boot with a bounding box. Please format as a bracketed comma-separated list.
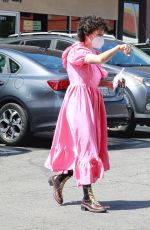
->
[48, 173, 72, 204]
[81, 186, 107, 213]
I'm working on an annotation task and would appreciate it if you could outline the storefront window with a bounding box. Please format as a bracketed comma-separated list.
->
[123, 2, 139, 43]
[0, 15, 15, 38]
[0, 11, 19, 38]
[20, 12, 47, 32]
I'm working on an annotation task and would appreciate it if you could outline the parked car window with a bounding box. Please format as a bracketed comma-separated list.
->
[25, 40, 51, 48]
[0, 54, 6, 73]
[9, 59, 20, 73]
[99, 40, 150, 66]
[55, 40, 72, 51]
[142, 49, 150, 56]
[8, 41, 21, 45]
[24, 53, 63, 70]
[135, 44, 150, 56]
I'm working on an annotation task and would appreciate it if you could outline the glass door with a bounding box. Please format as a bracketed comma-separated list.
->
[0, 11, 20, 39]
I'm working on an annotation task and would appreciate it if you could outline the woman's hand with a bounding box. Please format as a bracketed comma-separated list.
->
[119, 44, 131, 56]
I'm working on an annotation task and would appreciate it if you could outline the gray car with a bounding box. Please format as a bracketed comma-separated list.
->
[0, 45, 129, 146]
[99, 39, 150, 133]
[51, 34, 150, 133]
[2, 33, 150, 133]
[134, 42, 150, 56]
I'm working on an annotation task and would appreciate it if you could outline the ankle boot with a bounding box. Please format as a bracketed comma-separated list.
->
[48, 171, 73, 204]
[81, 185, 107, 213]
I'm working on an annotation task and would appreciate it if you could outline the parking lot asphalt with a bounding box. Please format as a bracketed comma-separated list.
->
[0, 128, 150, 230]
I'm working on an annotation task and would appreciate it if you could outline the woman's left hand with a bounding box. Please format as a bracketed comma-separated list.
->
[119, 44, 131, 56]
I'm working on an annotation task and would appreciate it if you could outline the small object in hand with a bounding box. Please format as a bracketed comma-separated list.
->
[124, 44, 131, 56]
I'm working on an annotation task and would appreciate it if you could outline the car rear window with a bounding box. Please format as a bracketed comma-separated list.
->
[56, 40, 72, 51]
[9, 41, 21, 45]
[25, 40, 51, 48]
[24, 52, 63, 70]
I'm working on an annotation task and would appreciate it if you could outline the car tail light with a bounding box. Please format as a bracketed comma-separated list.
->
[99, 80, 113, 89]
[47, 79, 70, 91]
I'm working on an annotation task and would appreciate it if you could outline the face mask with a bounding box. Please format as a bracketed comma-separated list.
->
[92, 36, 104, 49]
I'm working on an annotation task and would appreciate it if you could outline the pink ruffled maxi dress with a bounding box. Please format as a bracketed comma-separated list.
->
[45, 42, 110, 186]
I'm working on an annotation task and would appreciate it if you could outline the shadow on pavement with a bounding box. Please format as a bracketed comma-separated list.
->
[108, 136, 150, 150]
[102, 200, 150, 211]
[108, 129, 150, 139]
[3, 134, 53, 149]
[108, 127, 150, 150]
[61, 200, 81, 206]
[62, 200, 150, 210]
[25, 136, 52, 148]
[0, 146, 31, 157]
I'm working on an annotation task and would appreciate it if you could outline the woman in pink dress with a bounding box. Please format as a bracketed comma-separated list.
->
[45, 15, 131, 213]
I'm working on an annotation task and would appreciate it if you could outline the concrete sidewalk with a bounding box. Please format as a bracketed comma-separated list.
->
[0, 144, 150, 230]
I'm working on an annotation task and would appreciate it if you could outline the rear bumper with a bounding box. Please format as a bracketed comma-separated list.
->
[105, 98, 131, 128]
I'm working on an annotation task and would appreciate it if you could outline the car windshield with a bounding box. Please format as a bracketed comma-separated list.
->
[99, 40, 150, 66]
[24, 53, 63, 70]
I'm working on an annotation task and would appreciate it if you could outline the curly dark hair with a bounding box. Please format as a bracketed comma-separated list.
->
[77, 15, 108, 42]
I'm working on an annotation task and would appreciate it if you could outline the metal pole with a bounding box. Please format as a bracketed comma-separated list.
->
[67, 16, 71, 33]
[116, 0, 124, 40]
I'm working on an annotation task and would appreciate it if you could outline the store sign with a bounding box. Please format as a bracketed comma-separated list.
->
[23, 20, 41, 31]
[33, 21, 41, 31]
[23, 20, 32, 31]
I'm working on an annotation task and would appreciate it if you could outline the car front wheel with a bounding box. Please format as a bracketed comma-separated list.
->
[0, 103, 29, 146]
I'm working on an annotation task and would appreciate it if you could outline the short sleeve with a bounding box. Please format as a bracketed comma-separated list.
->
[99, 66, 108, 78]
[68, 46, 92, 66]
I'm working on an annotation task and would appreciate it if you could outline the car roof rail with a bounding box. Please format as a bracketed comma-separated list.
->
[8, 32, 51, 37]
[8, 31, 78, 38]
[8, 31, 116, 41]
[103, 34, 115, 39]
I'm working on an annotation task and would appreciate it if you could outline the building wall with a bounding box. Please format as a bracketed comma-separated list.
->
[0, 0, 118, 19]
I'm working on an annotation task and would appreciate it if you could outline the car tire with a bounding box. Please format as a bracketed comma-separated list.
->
[0, 103, 30, 146]
[108, 112, 136, 135]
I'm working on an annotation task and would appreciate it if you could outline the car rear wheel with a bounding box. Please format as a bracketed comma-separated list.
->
[0, 103, 30, 146]
[108, 112, 136, 135]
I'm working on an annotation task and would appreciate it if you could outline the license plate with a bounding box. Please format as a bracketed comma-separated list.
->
[99, 87, 110, 96]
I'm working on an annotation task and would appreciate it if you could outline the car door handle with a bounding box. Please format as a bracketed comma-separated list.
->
[0, 81, 4, 86]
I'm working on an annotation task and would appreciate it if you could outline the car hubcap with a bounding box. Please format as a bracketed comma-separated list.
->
[0, 109, 22, 141]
